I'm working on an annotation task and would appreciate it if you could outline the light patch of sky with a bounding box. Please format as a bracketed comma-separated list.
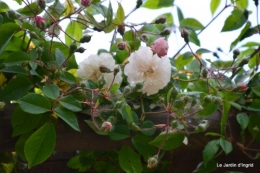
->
[2, 0, 259, 63]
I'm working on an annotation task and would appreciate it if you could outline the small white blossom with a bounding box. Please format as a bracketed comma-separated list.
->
[124, 46, 171, 96]
[77, 53, 122, 87]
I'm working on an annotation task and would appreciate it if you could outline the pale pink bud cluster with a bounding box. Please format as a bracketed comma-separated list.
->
[151, 37, 169, 57]
[238, 83, 248, 91]
[101, 122, 113, 132]
[147, 155, 158, 168]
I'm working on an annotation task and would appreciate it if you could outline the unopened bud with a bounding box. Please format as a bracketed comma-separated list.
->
[36, 0, 46, 9]
[117, 25, 125, 36]
[243, 9, 249, 19]
[201, 68, 208, 78]
[204, 95, 213, 103]
[213, 96, 222, 104]
[80, 35, 92, 43]
[113, 66, 120, 76]
[181, 29, 189, 43]
[151, 37, 169, 57]
[99, 65, 111, 73]
[117, 42, 126, 50]
[141, 34, 149, 42]
[133, 82, 143, 92]
[101, 121, 113, 132]
[136, 0, 143, 8]
[169, 87, 178, 103]
[233, 49, 240, 60]
[81, 0, 91, 7]
[69, 42, 77, 53]
[123, 86, 131, 95]
[171, 120, 178, 129]
[195, 120, 208, 132]
[159, 28, 171, 36]
[35, 16, 46, 30]
[147, 155, 158, 168]
[75, 47, 86, 53]
[155, 16, 167, 24]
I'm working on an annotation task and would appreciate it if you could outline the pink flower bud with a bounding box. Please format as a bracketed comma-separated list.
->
[101, 122, 113, 132]
[147, 155, 158, 168]
[35, 16, 46, 28]
[151, 37, 169, 57]
[238, 83, 248, 91]
[117, 42, 126, 50]
[81, 0, 91, 6]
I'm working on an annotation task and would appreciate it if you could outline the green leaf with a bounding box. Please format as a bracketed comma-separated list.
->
[1, 65, 27, 74]
[0, 23, 20, 54]
[220, 138, 233, 155]
[252, 86, 260, 97]
[24, 123, 56, 168]
[230, 22, 250, 51]
[54, 107, 80, 131]
[106, 1, 113, 26]
[196, 48, 211, 54]
[42, 84, 60, 99]
[119, 146, 143, 173]
[64, 0, 74, 16]
[248, 114, 260, 140]
[132, 134, 157, 160]
[85, 11, 104, 30]
[149, 132, 185, 150]
[193, 160, 217, 173]
[210, 0, 221, 15]
[142, 0, 174, 9]
[15, 133, 32, 161]
[114, 3, 125, 24]
[59, 95, 82, 112]
[236, 0, 248, 9]
[221, 9, 247, 32]
[65, 21, 82, 46]
[18, 93, 51, 114]
[189, 30, 200, 46]
[11, 106, 41, 136]
[118, 105, 134, 123]
[141, 121, 156, 136]
[60, 71, 76, 84]
[17, 2, 43, 16]
[198, 102, 219, 116]
[176, 6, 184, 22]
[180, 18, 204, 30]
[0, 75, 33, 102]
[220, 100, 231, 136]
[236, 113, 249, 131]
[3, 51, 31, 66]
[109, 125, 130, 140]
[55, 48, 66, 67]
[203, 139, 219, 166]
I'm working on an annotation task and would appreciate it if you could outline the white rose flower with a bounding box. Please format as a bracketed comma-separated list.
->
[77, 53, 122, 87]
[124, 46, 171, 96]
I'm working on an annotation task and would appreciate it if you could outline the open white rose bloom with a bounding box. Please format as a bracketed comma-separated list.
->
[124, 46, 171, 96]
[77, 53, 122, 87]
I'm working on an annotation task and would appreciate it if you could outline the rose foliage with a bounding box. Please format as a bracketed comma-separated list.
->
[0, 0, 260, 172]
